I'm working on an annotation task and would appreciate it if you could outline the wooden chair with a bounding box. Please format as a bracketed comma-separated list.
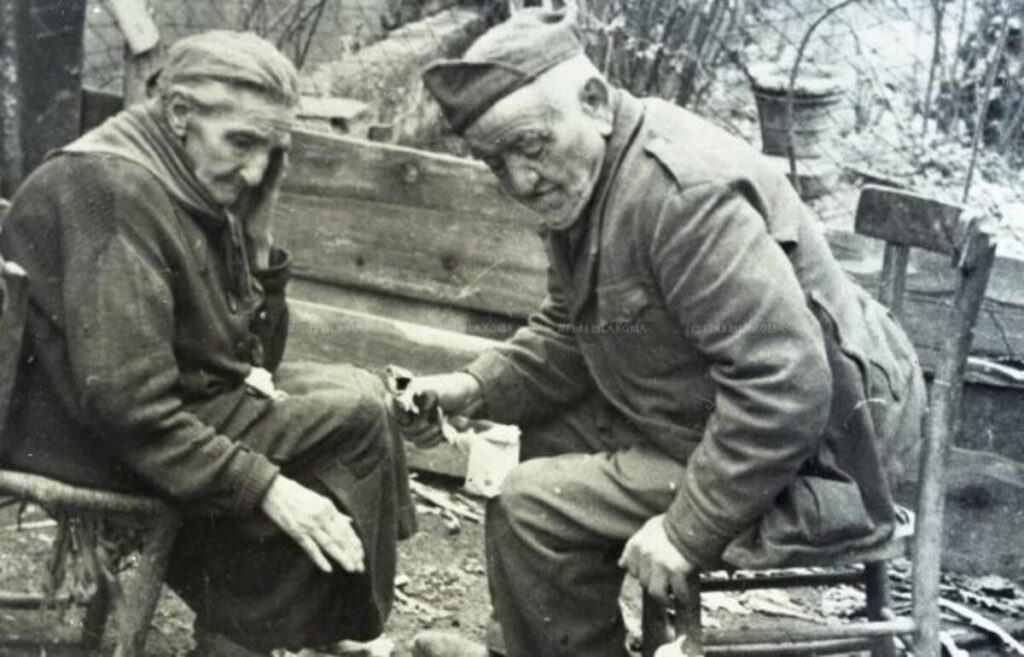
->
[0, 208, 181, 656]
[641, 184, 998, 657]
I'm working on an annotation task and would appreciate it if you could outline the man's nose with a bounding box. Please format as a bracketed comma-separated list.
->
[239, 152, 270, 187]
[505, 162, 540, 198]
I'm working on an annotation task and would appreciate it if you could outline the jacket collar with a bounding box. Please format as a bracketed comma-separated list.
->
[545, 90, 646, 319]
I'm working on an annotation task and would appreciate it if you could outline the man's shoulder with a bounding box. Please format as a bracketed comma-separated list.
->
[635, 99, 764, 192]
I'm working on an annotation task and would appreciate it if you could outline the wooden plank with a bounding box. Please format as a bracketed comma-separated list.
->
[284, 299, 494, 375]
[102, 0, 159, 55]
[284, 299, 496, 477]
[81, 87, 123, 134]
[912, 219, 996, 657]
[281, 129, 538, 223]
[878, 242, 909, 322]
[275, 191, 548, 319]
[277, 131, 1024, 365]
[854, 184, 965, 256]
[123, 47, 162, 107]
[281, 215, 1024, 378]
[289, 278, 520, 342]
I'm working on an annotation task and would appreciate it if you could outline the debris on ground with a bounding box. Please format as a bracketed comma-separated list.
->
[941, 599, 1024, 655]
[409, 479, 484, 525]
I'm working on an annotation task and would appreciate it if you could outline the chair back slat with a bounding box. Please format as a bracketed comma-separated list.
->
[855, 184, 965, 256]
[855, 185, 998, 657]
[879, 243, 911, 322]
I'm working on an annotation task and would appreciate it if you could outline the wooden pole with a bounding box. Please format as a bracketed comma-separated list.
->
[0, 0, 87, 195]
[102, 0, 162, 107]
[0, 0, 24, 198]
[912, 220, 997, 657]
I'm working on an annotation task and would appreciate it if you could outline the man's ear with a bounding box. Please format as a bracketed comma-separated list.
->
[580, 77, 613, 136]
[164, 92, 192, 138]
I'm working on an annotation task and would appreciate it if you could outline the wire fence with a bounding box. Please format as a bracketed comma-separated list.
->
[82, 0, 1024, 248]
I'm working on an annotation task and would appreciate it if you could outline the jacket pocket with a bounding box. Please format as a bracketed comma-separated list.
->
[808, 288, 923, 486]
[787, 474, 874, 546]
[595, 277, 689, 374]
[808, 289, 913, 401]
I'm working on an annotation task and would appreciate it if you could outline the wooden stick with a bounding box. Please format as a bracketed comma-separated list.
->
[112, 516, 180, 657]
[913, 219, 996, 657]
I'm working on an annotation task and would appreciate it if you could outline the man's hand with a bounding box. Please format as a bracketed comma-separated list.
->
[619, 514, 695, 604]
[260, 475, 365, 574]
[392, 373, 483, 448]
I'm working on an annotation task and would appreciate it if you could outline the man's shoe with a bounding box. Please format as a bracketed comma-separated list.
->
[411, 630, 491, 657]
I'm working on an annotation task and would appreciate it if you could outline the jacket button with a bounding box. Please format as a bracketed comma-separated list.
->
[228, 296, 238, 313]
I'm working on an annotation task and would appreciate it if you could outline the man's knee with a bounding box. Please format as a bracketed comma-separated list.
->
[496, 460, 546, 513]
[490, 458, 570, 542]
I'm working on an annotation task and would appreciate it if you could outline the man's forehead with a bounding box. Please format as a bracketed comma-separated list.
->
[465, 86, 555, 152]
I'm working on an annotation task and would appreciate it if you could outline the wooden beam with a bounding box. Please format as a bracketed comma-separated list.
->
[284, 298, 497, 476]
[282, 129, 538, 224]
[102, 0, 159, 55]
[274, 190, 547, 319]
[101, 0, 162, 107]
[81, 87, 124, 134]
[277, 131, 1024, 371]
[284, 298, 494, 374]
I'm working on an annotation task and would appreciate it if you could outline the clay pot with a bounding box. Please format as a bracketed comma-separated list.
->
[749, 62, 845, 159]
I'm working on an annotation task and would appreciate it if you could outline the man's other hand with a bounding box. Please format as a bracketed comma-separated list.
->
[619, 514, 694, 604]
[261, 475, 365, 574]
[392, 373, 483, 448]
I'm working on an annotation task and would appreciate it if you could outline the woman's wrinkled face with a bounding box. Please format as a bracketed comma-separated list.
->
[172, 86, 293, 207]
[464, 78, 611, 229]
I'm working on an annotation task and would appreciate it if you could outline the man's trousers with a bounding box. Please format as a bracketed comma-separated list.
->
[486, 397, 685, 657]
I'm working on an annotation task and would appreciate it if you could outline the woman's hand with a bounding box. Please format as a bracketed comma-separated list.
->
[260, 475, 365, 574]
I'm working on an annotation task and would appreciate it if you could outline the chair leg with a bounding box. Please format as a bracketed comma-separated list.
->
[673, 572, 704, 657]
[641, 572, 704, 657]
[81, 576, 112, 652]
[865, 562, 897, 657]
[112, 516, 180, 657]
[641, 590, 673, 657]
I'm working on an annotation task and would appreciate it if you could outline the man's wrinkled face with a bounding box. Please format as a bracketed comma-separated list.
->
[465, 78, 610, 228]
[176, 87, 293, 207]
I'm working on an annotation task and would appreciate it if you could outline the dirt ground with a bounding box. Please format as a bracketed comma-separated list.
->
[0, 479, 492, 657]
[0, 479, 1019, 657]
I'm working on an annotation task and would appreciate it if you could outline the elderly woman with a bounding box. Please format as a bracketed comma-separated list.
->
[0, 31, 416, 655]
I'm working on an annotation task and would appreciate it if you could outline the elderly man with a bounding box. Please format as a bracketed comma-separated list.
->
[0, 32, 415, 655]
[408, 9, 925, 657]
